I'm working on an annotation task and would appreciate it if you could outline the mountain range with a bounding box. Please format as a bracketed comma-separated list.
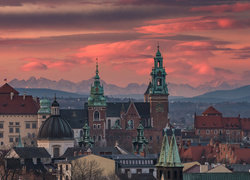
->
[9, 76, 242, 98]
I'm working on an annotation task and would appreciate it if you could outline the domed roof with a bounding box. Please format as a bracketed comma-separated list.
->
[37, 115, 74, 140]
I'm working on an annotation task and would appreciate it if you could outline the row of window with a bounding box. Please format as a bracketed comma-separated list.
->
[26, 123, 37, 129]
[120, 159, 153, 165]
[198, 129, 240, 135]
[0, 122, 37, 129]
[0, 115, 35, 117]
[9, 127, 19, 133]
[93, 124, 101, 129]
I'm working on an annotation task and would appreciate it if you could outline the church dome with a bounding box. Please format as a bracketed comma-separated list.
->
[37, 115, 74, 140]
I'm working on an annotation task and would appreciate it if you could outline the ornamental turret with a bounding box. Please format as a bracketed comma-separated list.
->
[132, 121, 148, 153]
[88, 59, 106, 106]
[79, 122, 94, 148]
[149, 46, 168, 95]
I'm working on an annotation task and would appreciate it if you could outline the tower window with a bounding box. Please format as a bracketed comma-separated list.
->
[108, 119, 111, 129]
[158, 61, 160, 67]
[157, 78, 162, 86]
[94, 111, 99, 121]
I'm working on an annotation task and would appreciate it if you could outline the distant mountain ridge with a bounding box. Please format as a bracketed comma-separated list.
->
[9, 77, 242, 97]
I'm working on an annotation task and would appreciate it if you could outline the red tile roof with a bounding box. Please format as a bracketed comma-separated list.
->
[222, 117, 241, 130]
[0, 83, 19, 94]
[0, 95, 39, 114]
[0, 84, 39, 114]
[202, 106, 222, 115]
[239, 118, 250, 131]
[195, 115, 223, 129]
[234, 148, 250, 163]
[181, 146, 211, 161]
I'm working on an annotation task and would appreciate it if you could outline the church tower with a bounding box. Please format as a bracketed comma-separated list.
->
[88, 59, 107, 146]
[148, 46, 169, 130]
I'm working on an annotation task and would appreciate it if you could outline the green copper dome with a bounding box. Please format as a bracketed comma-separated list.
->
[38, 99, 51, 114]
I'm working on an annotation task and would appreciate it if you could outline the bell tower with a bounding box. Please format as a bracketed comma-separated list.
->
[149, 46, 169, 130]
[88, 59, 107, 146]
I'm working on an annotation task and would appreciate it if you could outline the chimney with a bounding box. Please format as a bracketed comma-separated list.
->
[140, 151, 146, 157]
[10, 92, 14, 100]
[23, 92, 26, 100]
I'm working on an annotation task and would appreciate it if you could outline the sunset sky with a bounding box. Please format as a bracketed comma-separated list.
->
[1, 0, 250, 87]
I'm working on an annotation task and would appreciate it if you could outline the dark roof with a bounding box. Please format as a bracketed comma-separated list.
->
[52, 99, 59, 107]
[134, 102, 150, 118]
[166, 129, 181, 136]
[37, 115, 74, 140]
[106, 102, 130, 117]
[117, 173, 156, 180]
[11, 147, 51, 158]
[183, 173, 250, 180]
[61, 109, 87, 129]
[228, 164, 250, 172]
[144, 82, 152, 95]
[0, 83, 19, 94]
[61, 146, 123, 158]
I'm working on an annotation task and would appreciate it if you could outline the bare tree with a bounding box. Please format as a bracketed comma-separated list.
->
[71, 159, 109, 180]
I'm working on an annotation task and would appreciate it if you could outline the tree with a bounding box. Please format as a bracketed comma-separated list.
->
[71, 159, 107, 180]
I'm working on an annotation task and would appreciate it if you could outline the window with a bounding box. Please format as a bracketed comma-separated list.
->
[42, 115, 46, 119]
[206, 130, 210, 134]
[174, 171, 177, 179]
[219, 130, 222, 134]
[0, 124, 3, 129]
[9, 137, 13, 142]
[237, 132, 240, 135]
[93, 124, 96, 129]
[97, 124, 101, 129]
[15, 122, 19, 126]
[214, 130, 217, 134]
[157, 78, 162, 86]
[0, 132, 3, 138]
[231, 131, 234, 135]
[226, 130, 229, 134]
[26, 123, 30, 129]
[128, 120, 134, 129]
[98, 135, 101, 141]
[93, 135, 96, 141]
[15, 137, 18, 142]
[150, 136, 153, 141]
[108, 119, 111, 129]
[1, 142, 3, 145]
[9, 122, 13, 125]
[32, 123, 36, 129]
[94, 111, 99, 121]
[9, 127, 13, 133]
[16, 127, 19, 133]
[116, 119, 120, 126]
[53, 147, 60, 158]
[66, 165, 68, 171]
[197, 130, 200, 134]
[158, 61, 160, 67]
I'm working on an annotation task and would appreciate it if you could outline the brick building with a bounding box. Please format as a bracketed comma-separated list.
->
[86, 46, 170, 152]
[194, 106, 250, 142]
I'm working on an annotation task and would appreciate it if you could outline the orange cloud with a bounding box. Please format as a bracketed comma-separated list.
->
[21, 62, 48, 71]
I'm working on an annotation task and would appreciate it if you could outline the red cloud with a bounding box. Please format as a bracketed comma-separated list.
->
[190, 3, 250, 13]
[135, 16, 246, 35]
[21, 62, 48, 71]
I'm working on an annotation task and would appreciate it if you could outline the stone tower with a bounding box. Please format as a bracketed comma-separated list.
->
[148, 46, 169, 130]
[88, 59, 107, 146]
[156, 129, 183, 180]
[132, 121, 148, 153]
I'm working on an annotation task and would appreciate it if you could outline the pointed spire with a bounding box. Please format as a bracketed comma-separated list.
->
[95, 58, 100, 79]
[17, 132, 23, 148]
[166, 129, 183, 167]
[156, 129, 169, 167]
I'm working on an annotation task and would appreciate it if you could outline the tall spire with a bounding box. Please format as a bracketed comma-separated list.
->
[95, 58, 99, 79]
[16, 132, 23, 148]
[156, 129, 169, 167]
[166, 129, 183, 167]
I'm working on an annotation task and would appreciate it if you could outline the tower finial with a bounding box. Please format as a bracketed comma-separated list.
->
[157, 42, 159, 51]
[96, 58, 99, 75]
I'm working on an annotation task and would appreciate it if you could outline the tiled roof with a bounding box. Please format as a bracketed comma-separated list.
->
[106, 102, 130, 117]
[0, 83, 19, 94]
[11, 147, 51, 158]
[195, 116, 223, 129]
[0, 95, 39, 114]
[240, 118, 250, 131]
[134, 102, 150, 118]
[202, 106, 222, 115]
[60, 109, 87, 129]
[234, 148, 250, 163]
[222, 117, 241, 129]
[183, 173, 250, 180]
[181, 146, 212, 161]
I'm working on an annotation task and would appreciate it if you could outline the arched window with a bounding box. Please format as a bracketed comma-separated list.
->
[158, 61, 160, 67]
[98, 135, 101, 141]
[128, 120, 134, 129]
[93, 135, 96, 141]
[53, 146, 60, 158]
[108, 119, 111, 129]
[174, 171, 177, 179]
[157, 78, 162, 86]
[94, 111, 99, 121]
